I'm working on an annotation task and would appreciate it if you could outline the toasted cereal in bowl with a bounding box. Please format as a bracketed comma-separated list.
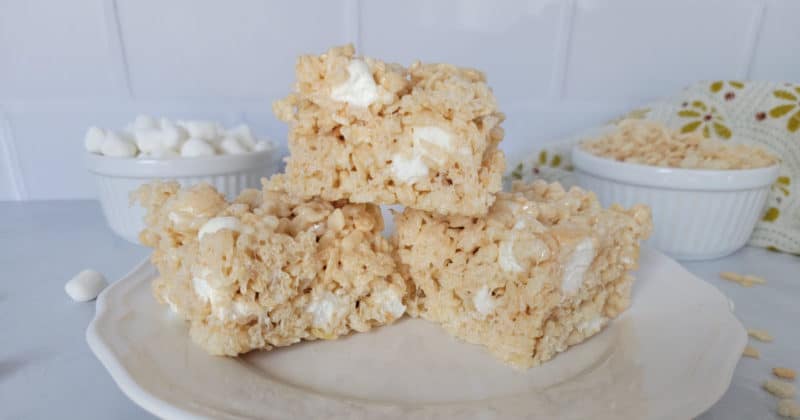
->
[580, 119, 777, 170]
[572, 120, 780, 260]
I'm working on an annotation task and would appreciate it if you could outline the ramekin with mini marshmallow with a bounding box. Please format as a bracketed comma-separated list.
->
[84, 115, 273, 158]
[85, 115, 280, 243]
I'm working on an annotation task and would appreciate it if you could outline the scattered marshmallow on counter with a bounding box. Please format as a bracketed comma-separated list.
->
[65, 269, 108, 302]
[85, 115, 274, 158]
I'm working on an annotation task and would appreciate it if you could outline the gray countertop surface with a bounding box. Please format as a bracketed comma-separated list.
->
[1, 200, 798, 419]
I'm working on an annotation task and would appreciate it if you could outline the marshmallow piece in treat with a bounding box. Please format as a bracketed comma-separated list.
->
[180, 138, 216, 157]
[65, 269, 108, 302]
[84, 126, 106, 153]
[219, 136, 248, 154]
[134, 115, 157, 130]
[227, 124, 257, 149]
[178, 120, 219, 141]
[101, 132, 138, 157]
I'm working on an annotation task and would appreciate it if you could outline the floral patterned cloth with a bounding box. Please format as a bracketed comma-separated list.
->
[506, 81, 800, 255]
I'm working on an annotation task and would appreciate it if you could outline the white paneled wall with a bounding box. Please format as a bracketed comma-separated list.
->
[565, 0, 758, 101]
[1, 0, 798, 200]
[360, 0, 563, 103]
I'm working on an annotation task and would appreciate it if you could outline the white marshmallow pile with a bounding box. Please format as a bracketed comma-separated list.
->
[65, 269, 108, 302]
[85, 115, 274, 158]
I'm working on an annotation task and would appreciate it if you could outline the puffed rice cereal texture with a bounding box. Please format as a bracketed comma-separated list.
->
[132, 180, 408, 356]
[393, 180, 652, 369]
[272, 44, 506, 216]
[582, 119, 777, 169]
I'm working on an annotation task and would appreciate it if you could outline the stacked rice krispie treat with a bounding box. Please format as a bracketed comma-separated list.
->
[272, 44, 506, 216]
[136, 45, 652, 369]
[134, 180, 406, 356]
[394, 181, 652, 369]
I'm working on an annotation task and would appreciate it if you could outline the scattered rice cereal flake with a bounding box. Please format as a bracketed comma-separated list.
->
[742, 345, 760, 359]
[743, 274, 766, 285]
[774, 368, 797, 381]
[719, 271, 765, 287]
[778, 399, 800, 418]
[749, 329, 774, 342]
[764, 380, 797, 398]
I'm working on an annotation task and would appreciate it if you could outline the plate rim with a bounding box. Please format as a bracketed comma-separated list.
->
[87, 259, 206, 420]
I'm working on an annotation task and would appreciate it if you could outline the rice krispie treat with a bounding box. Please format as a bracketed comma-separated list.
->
[272, 44, 506, 216]
[394, 180, 652, 369]
[133, 180, 408, 356]
[582, 119, 777, 169]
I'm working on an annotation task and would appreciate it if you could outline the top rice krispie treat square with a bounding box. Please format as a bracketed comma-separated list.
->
[272, 44, 506, 216]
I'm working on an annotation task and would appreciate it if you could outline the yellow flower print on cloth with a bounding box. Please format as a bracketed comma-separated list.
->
[763, 176, 791, 223]
[768, 86, 800, 133]
[509, 150, 570, 181]
[773, 176, 791, 197]
[710, 80, 744, 101]
[678, 100, 732, 139]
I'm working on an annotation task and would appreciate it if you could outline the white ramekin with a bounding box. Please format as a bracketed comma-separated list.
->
[571, 146, 779, 261]
[86, 151, 280, 244]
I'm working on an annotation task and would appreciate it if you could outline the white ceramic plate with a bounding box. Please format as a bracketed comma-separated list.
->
[87, 247, 746, 420]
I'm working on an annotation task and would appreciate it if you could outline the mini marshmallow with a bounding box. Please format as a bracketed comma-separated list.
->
[158, 117, 175, 129]
[178, 120, 219, 141]
[134, 128, 166, 154]
[253, 140, 273, 152]
[84, 126, 106, 154]
[180, 138, 216, 157]
[118, 130, 137, 144]
[212, 123, 226, 143]
[65, 269, 108, 302]
[134, 115, 157, 130]
[227, 124, 257, 149]
[101, 132, 138, 157]
[89, 117, 267, 159]
[219, 136, 248, 154]
[160, 125, 188, 151]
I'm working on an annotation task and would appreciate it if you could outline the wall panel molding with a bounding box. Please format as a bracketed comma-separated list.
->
[551, 0, 576, 99]
[739, 0, 767, 79]
[103, 0, 133, 98]
[0, 110, 28, 200]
